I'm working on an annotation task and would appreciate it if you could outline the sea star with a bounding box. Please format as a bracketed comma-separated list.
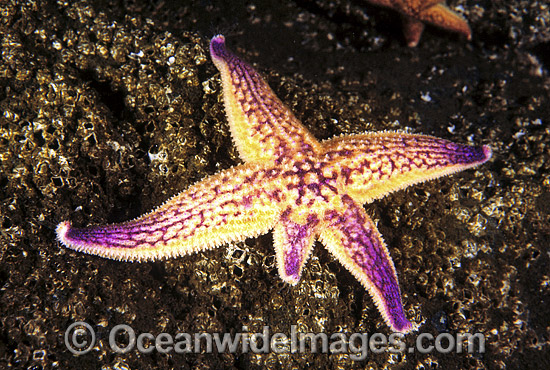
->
[365, 0, 472, 46]
[57, 35, 491, 333]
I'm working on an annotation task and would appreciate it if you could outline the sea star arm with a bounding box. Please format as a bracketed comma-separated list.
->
[322, 132, 492, 204]
[209, 35, 321, 164]
[366, 0, 444, 11]
[319, 194, 412, 333]
[417, 3, 471, 39]
[56, 165, 279, 261]
[273, 211, 319, 284]
[400, 16, 427, 47]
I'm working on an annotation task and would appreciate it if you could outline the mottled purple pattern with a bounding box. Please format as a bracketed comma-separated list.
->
[444, 142, 490, 164]
[326, 136, 491, 165]
[280, 212, 319, 279]
[323, 135, 491, 193]
[210, 35, 319, 163]
[326, 195, 411, 332]
[281, 159, 338, 207]
[410, 138, 490, 166]
[210, 35, 230, 61]
[210, 35, 258, 91]
[66, 224, 145, 248]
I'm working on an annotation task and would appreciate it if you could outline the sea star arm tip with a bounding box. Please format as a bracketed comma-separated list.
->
[209, 34, 227, 61]
[273, 212, 319, 284]
[482, 145, 492, 161]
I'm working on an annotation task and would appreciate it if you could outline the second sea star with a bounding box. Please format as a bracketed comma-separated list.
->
[365, 0, 472, 46]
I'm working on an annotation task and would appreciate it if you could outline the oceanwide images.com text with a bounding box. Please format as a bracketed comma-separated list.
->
[65, 322, 485, 360]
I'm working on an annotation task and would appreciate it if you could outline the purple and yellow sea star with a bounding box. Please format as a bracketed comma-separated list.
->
[57, 35, 491, 333]
[365, 0, 472, 47]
